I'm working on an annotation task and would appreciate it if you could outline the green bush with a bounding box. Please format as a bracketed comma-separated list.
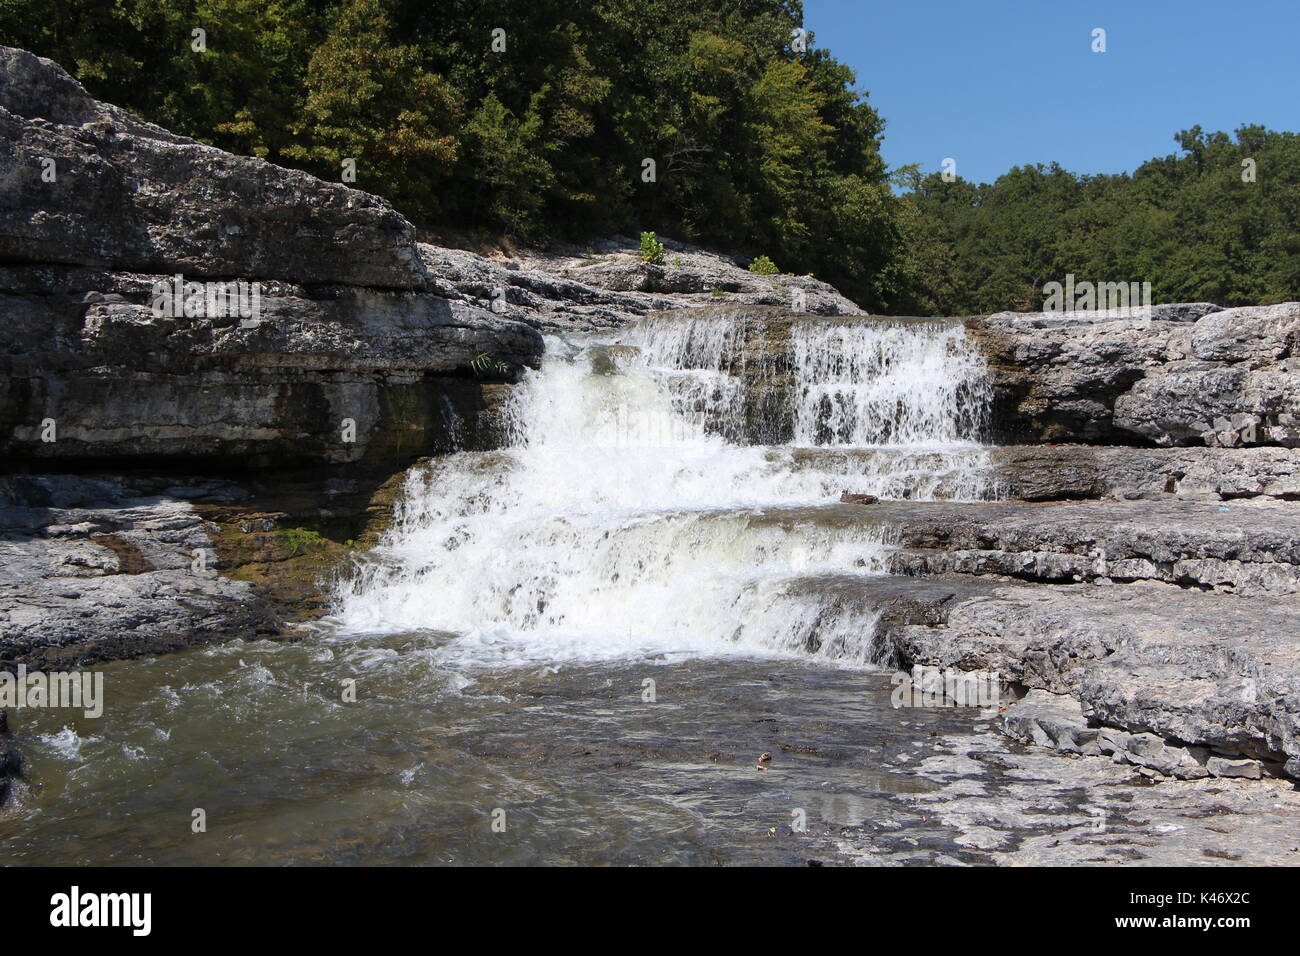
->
[748, 255, 779, 275]
[639, 231, 665, 264]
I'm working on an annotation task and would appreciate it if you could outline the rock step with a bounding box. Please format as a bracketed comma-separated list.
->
[989, 444, 1300, 501]
[758, 498, 1300, 596]
[781, 444, 1300, 503]
[0, 470, 406, 667]
[881, 580, 1300, 778]
[789, 574, 1300, 779]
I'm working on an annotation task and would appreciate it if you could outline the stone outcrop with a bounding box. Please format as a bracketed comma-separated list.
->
[0, 46, 546, 667]
[765, 495, 1300, 778]
[0, 45, 544, 470]
[799, 569, 1300, 779]
[0, 266, 536, 467]
[0, 46, 425, 288]
[417, 236, 862, 331]
[969, 302, 1300, 447]
[0, 474, 279, 667]
[0, 468, 415, 668]
[884, 581, 1300, 778]
[878, 498, 1300, 595]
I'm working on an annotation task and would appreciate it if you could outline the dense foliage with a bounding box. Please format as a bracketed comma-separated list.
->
[2, 0, 1295, 313]
[899, 126, 1300, 314]
[0, 0, 904, 306]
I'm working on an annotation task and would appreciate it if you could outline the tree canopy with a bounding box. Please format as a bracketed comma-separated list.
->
[2, 0, 1295, 313]
[898, 126, 1300, 314]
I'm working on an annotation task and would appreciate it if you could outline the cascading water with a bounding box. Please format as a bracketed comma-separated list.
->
[332, 312, 993, 667]
[790, 320, 990, 446]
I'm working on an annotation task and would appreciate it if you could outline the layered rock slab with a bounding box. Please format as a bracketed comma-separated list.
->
[0, 46, 544, 469]
[968, 302, 1300, 447]
[886, 581, 1300, 776]
[761, 499, 1300, 778]
[0, 474, 278, 667]
[418, 236, 863, 332]
[0, 46, 425, 287]
[771, 498, 1300, 595]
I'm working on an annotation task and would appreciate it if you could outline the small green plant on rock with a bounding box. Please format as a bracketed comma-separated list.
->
[748, 255, 779, 275]
[279, 526, 327, 558]
[639, 231, 665, 264]
[470, 351, 511, 376]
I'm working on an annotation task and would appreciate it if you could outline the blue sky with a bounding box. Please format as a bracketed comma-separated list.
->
[805, 0, 1300, 186]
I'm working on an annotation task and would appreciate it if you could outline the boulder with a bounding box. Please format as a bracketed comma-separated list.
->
[0, 46, 427, 288]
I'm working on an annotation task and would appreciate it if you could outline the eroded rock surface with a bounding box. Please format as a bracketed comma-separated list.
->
[0, 474, 278, 667]
[969, 302, 1300, 447]
[864, 726, 1300, 866]
[988, 444, 1300, 501]
[417, 236, 862, 331]
[0, 46, 543, 469]
[879, 579, 1300, 776]
[0, 46, 426, 288]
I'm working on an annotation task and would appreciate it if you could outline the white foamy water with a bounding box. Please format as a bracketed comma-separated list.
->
[332, 313, 992, 666]
[790, 320, 990, 446]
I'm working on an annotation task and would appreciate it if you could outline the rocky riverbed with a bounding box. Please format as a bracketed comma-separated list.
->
[1, 44, 1298, 866]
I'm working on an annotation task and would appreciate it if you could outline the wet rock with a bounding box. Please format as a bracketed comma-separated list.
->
[0, 708, 21, 806]
[0, 474, 268, 665]
[587, 344, 640, 376]
[0, 468, 413, 663]
[840, 493, 879, 504]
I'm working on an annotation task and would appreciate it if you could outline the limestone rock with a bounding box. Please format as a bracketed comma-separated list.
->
[415, 237, 863, 331]
[884, 579, 1300, 776]
[0, 46, 544, 469]
[987, 444, 1300, 501]
[999, 690, 1102, 755]
[967, 302, 1300, 447]
[0, 46, 427, 288]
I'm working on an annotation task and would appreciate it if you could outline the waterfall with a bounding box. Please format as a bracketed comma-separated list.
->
[790, 320, 990, 446]
[332, 310, 992, 666]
